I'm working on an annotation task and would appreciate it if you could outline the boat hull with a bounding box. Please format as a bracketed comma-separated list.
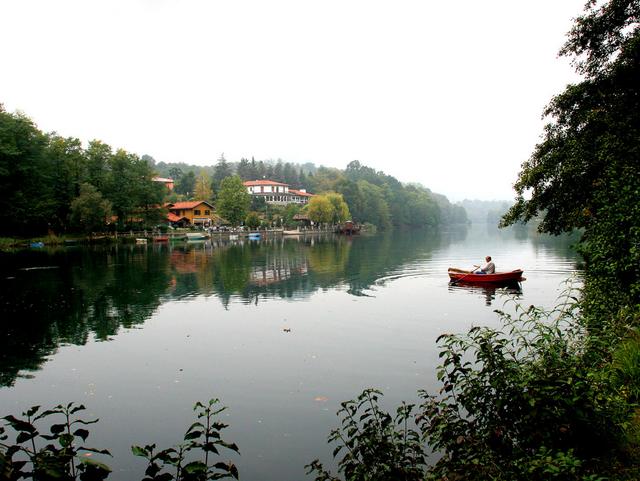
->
[448, 267, 524, 284]
[186, 233, 209, 241]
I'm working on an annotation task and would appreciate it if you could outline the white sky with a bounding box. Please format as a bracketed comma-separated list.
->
[0, 0, 585, 201]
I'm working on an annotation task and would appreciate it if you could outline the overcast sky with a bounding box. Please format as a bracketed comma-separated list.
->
[1, 0, 586, 201]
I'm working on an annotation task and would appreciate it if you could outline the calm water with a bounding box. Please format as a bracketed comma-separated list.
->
[0, 225, 580, 480]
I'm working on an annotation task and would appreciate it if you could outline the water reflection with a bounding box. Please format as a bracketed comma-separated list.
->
[448, 281, 523, 306]
[0, 226, 579, 388]
[0, 232, 436, 386]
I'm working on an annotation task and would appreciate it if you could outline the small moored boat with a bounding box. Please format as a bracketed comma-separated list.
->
[448, 267, 524, 284]
[186, 232, 209, 241]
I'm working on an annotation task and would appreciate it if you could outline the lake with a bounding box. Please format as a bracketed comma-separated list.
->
[0, 225, 581, 480]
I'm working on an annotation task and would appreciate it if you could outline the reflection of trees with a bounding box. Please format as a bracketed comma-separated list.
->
[0, 246, 171, 387]
[0, 231, 443, 386]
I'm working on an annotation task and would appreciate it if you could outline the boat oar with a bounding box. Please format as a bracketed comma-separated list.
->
[450, 265, 479, 285]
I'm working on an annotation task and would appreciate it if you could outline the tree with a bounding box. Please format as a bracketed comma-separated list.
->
[236, 158, 251, 180]
[216, 175, 251, 226]
[245, 211, 261, 229]
[306, 195, 334, 225]
[325, 192, 351, 224]
[248, 157, 259, 180]
[194, 169, 213, 200]
[70, 183, 112, 233]
[175, 170, 195, 196]
[46, 135, 86, 230]
[168, 166, 183, 183]
[212, 153, 232, 191]
[273, 160, 284, 182]
[283, 162, 298, 186]
[102, 149, 163, 228]
[0, 106, 54, 235]
[85, 140, 111, 192]
[501, 0, 640, 309]
[357, 181, 391, 230]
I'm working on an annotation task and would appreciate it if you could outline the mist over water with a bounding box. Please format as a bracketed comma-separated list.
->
[0, 225, 581, 480]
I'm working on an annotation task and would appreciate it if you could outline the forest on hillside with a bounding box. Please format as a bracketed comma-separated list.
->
[155, 158, 468, 229]
[0, 105, 467, 236]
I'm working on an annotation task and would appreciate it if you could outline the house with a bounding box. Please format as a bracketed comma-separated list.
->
[243, 180, 313, 205]
[153, 177, 175, 190]
[166, 201, 217, 226]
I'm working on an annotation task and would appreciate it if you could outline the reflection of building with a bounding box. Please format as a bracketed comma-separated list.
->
[243, 180, 313, 205]
[250, 258, 309, 286]
[167, 201, 217, 226]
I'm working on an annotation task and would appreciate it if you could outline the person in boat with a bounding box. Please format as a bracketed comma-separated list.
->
[474, 256, 495, 274]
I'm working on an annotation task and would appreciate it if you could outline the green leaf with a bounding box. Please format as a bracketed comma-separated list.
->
[25, 406, 40, 417]
[50, 423, 66, 435]
[183, 461, 207, 474]
[70, 404, 86, 415]
[16, 431, 37, 444]
[59, 433, 74, 447]
[74, 428, 90, 441]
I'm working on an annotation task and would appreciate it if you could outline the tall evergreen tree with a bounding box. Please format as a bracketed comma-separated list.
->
[212, 153, 232, 191]
[237, 157, 251, 180]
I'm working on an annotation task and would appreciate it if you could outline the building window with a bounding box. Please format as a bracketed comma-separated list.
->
[194, 209, 201, 215]
[204, 210, 210, 215]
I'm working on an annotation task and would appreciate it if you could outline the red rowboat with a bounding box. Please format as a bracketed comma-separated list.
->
[448, 267, 524, 284]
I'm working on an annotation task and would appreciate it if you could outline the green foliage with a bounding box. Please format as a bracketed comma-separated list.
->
[212, 155, 233, 193]
[70, 184, 112, 233]
[324, 193, 350, 224]
[306, 389, 426, 481]
[1, 399, 239, 481]
[104, 149, 165, 229]
[310, 291, 636, 481]
[194, 170, 213, 201]
[282, 203, 302, 228]
[132, 399, 239, 481]
[306, 195, 334, 225]
[0, 403, 111, 480]
[244, 212, 260, 229]
[419, 292, 630, 480]
[0, 107, 165, 234]
[176, 171, 196, 197]
[0, 106, 54, 235]
[611, 331, 640, 403]
[216, 176, 250, 226]
[500, 0, 640, 313]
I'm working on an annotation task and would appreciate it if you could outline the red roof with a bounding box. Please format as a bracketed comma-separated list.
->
[289, 189, 313, 197]
[243, 180, 289, 187]
[167, 212, 185, 222]
[168, 201, 213, 210]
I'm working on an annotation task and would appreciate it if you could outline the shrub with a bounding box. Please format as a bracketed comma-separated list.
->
[309, 290, 636, 481]
[0, 403, 111, 480]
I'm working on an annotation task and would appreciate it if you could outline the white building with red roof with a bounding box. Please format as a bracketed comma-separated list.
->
[243, 180, 313, 205]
